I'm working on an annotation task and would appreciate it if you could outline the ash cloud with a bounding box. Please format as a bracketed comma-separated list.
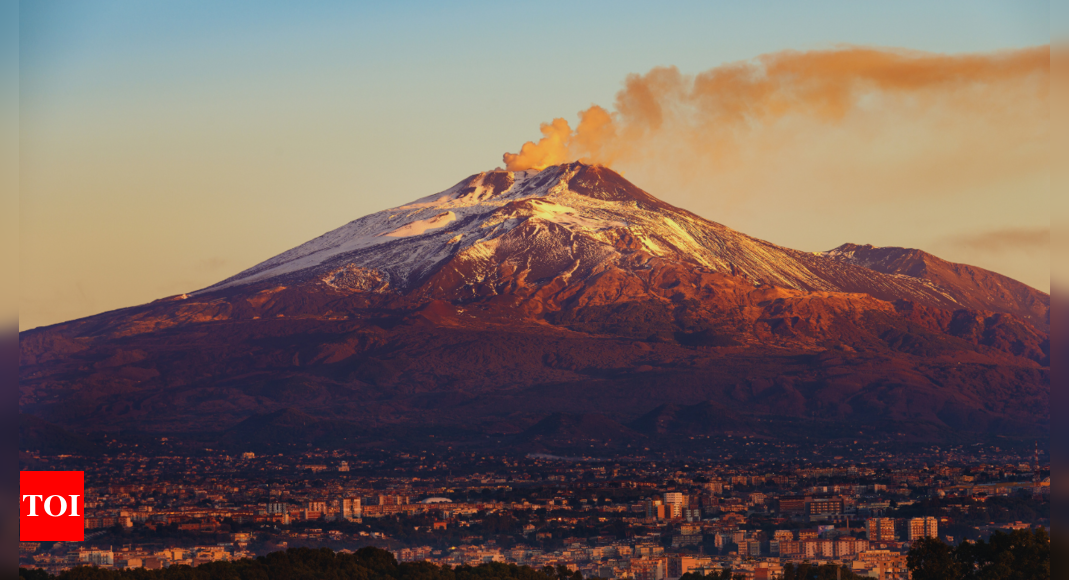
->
[503, 45, 1049, 174]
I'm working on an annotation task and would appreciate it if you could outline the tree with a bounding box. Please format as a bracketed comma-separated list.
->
[906, 529, 1050, 580]
[782, 562, 863, 580]
[956, 528, 1049, 580]
[907, 537, 962, 580]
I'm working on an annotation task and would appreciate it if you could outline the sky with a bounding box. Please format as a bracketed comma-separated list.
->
[18, 0, 1051, 331]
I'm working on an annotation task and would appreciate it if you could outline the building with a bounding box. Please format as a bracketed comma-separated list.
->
[752, 562, 783, 580]
[834, 538, 869, 557]
[645, 499, 666, 520]
[867, 518, 896, 542]
[778, 496, 808, 515]
[341, 498, 362, 520]
[806, 497, 845, 520]
[670, 534, 701, 548]
[666, 556, 698, 579]
[664, 493, 685, 519]
[773, 529, 795, 542]
[908, 517, 938, 541]
[714, 531, 746, 551]
[631, 557, 666, 580]
[802, 540, 820, 558]
[818, 540, 835, 558]
[78, 549, 114, 567]
[744, 539, 762, 556]
[778, 540, 802, 556]
[852, 550, 909, 580]
[362, 495, 408, 506]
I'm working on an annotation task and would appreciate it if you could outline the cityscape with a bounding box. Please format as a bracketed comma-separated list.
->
[19, 441, 1049, 578]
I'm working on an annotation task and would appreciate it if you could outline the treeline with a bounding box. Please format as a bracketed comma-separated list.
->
[908, 528, 1049, 580]
[780, 563, 864, 580]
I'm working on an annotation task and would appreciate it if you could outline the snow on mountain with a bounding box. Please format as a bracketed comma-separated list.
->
[200, 163, 1012, 317]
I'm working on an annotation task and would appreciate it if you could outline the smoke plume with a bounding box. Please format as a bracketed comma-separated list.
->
[503, 46, 1049, 175]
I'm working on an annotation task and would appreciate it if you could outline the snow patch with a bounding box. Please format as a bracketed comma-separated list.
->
[382, 212, 456, 238]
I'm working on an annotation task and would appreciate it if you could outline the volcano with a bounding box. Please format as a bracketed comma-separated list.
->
[19, 163, 1049, 453]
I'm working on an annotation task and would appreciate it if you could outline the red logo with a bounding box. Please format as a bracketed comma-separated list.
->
[20, 471, 85, 541]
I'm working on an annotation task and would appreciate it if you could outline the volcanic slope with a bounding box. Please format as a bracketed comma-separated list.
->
[19, 163, 1049, 452]
[205, 163, 974, 306]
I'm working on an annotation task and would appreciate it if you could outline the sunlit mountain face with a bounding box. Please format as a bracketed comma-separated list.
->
[19, 163, 1048, 454]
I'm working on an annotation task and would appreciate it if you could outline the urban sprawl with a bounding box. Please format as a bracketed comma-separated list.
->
[19, 443, 1050, 580]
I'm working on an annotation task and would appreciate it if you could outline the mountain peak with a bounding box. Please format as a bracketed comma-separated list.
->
[823, 243, 932, 277]
[200, 162, 691, 294]
[823, 242, 1048, 329]
[197, 166, 1047, 332]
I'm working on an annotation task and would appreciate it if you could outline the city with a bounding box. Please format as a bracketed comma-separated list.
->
[19, 442, 1049, 579]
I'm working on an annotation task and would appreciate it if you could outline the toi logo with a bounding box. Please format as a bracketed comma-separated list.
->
[20, 471, 85, 541]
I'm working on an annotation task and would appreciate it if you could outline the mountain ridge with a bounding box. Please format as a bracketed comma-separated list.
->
[823, 243, 1048, 330]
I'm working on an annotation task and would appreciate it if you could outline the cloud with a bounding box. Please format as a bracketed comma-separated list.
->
[939, 227, 1050, 254]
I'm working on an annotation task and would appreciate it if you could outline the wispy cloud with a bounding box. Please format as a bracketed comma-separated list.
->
[938, 227, 1049, 254]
